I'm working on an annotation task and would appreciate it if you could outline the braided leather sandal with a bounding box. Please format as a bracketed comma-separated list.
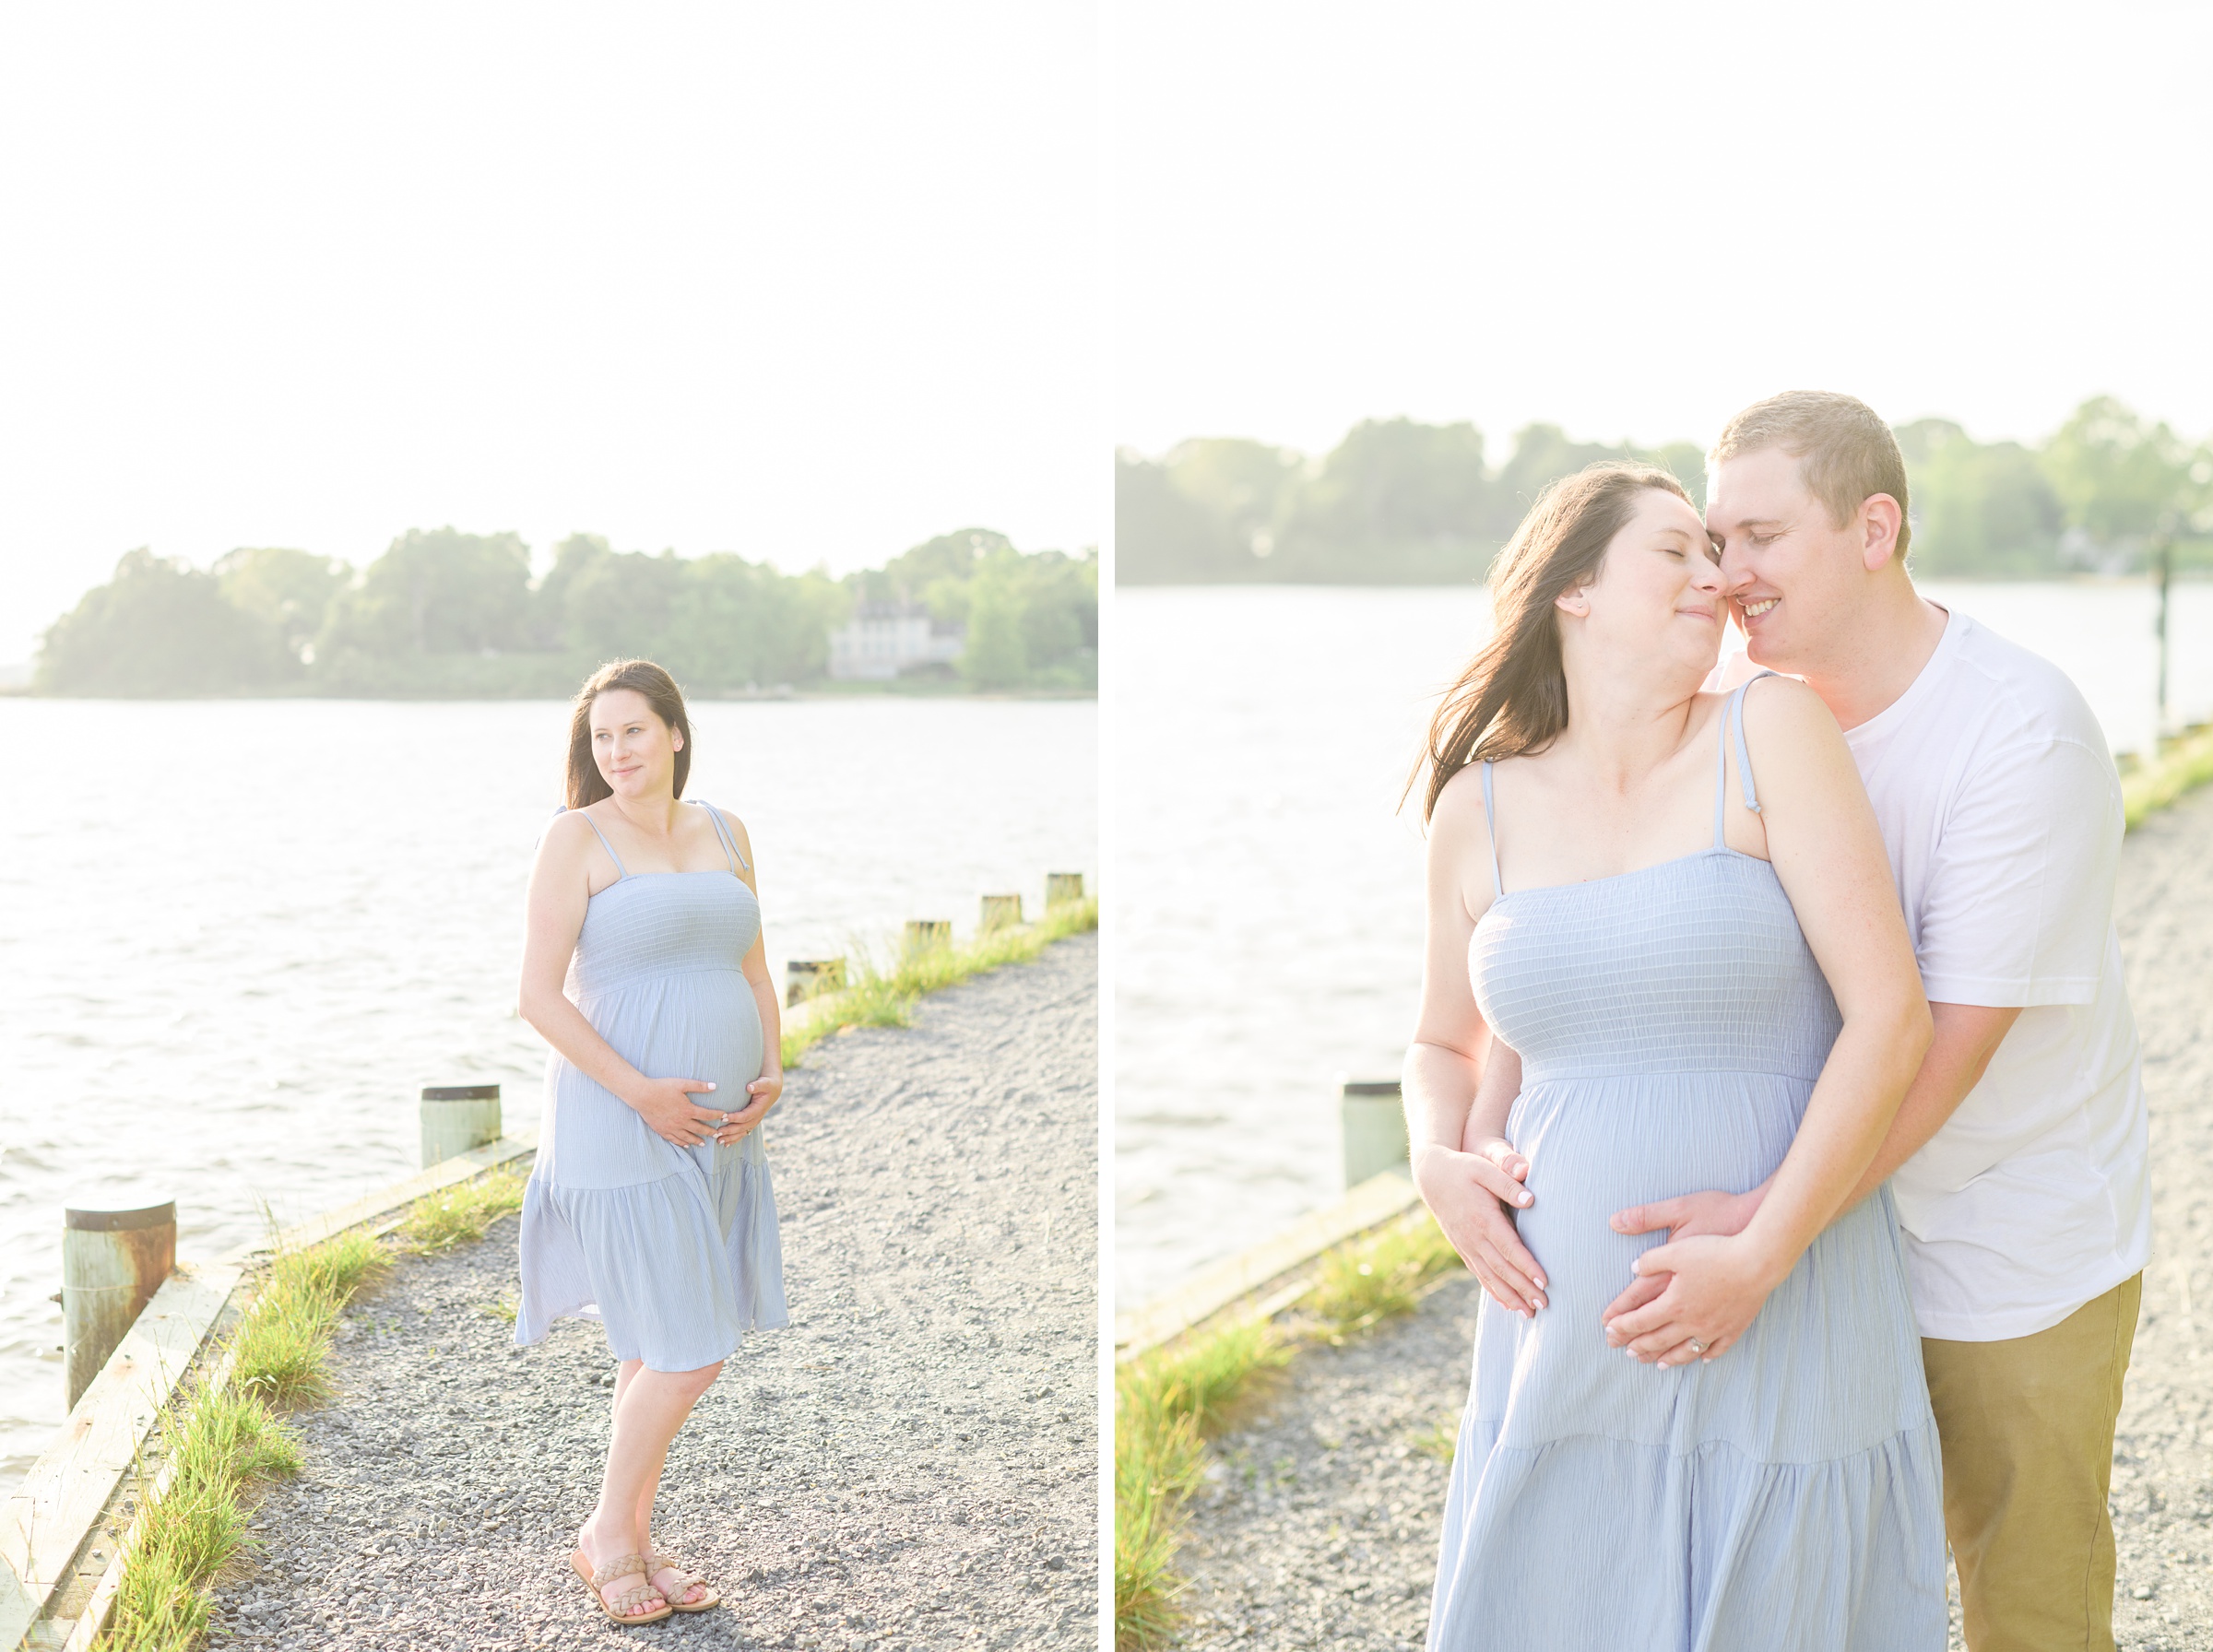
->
[569, 1549, 673, 1625]
[649, 1551, 722, 1612]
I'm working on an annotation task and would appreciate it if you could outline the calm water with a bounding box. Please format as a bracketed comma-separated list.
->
[1116, 581, 2213, 1307]
[0, 696, 1095, 1489]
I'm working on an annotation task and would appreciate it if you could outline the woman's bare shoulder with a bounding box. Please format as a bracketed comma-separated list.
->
[1736, 673, 1846, 753]
[1428, 761, 1497, 847]
[538, 808, 598, 856]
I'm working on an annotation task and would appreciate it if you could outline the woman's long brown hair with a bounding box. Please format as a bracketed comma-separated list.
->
[1412, 462, 1694, 821]
[565, 658, 692, 808]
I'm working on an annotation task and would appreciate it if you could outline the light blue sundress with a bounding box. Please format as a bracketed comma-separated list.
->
[515, 798, 787, 1371]
[1428, 679, 1946, 1650]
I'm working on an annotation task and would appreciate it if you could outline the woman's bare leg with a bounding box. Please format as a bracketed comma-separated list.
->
[576, 1360, 723, 1610]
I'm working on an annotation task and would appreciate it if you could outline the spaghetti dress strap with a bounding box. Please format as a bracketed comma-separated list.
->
[561, 806, 628, 879]
[1480, 760, 1504, 898]
[693, 799, 751, 873]
[1726, 673, 1773, 822]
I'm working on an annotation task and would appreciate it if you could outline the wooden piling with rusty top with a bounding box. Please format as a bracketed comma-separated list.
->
[62, 1199, 176, 1410]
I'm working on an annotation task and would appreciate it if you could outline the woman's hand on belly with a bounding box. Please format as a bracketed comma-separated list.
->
[1413, 1143, 1548, 1317]
[711, 1070, 781, 1148]
[626, 1074, 724, 1148]
[1603, 1230, 1787, 1367]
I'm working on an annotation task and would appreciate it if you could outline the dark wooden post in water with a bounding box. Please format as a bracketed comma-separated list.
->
[786, 959, 846, 1006]
[980, 894, 1024, 932]
[1046, 872, 1085, 906]
[420, 1083, 502, 1169]
[62, 1198, 176, 1409]
[1341, 1078, 1410, 1189]
[904, 920, 951, 954]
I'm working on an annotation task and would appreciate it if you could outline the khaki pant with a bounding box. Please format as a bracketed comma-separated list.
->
[1921, 1274, 2143, 1652]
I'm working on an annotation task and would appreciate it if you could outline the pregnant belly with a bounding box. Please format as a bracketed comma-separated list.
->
[1479, 1070, 1927, 1463]
[1508, 1071, 1805, 1326]
[546, 974, 764, 1189]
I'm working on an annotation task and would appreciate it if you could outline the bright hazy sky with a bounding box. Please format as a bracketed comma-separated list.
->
[0, 4, 1097, 664]
[1113, 0, 2213, 464]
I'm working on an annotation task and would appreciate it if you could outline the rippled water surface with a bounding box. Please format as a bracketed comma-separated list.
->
[0, 696, 1095, 1488]
[1116, 581, 2213, 1307]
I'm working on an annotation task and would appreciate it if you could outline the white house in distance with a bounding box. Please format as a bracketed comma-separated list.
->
[827, 602, 965, 681]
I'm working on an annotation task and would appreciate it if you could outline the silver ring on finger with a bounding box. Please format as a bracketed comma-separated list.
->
[1686, 1338, 1707, 1354]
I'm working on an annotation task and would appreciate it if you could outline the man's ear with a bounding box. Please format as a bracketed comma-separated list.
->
[1861, 494, 1904, 572]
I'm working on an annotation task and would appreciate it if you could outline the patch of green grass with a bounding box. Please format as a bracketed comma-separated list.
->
[1305, 1211, 1461, 1344]
[1409, 1413, 1460, 1464]
[103, 1386, 302, 1652]
[1112, 1210, 1467, 1647]
[782, 896, 1098, 1068]
[103, 1227, 382, 1650]
[1113, 1316, 1291, 1649]
[230, 1230, 386, 1408]
[2124, 725, 2213, 829]
[479, 1291, 518, 1326]
[396, 1167, 526, 1255]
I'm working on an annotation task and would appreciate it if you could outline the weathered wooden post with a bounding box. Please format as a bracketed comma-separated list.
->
[1046, 872, 1085, 907]
[420, 1083, 502, 1169]
[980, 894, 1024, 932]
[904, 919, 952, 955]
[62, 1198, 176, 1409]
[786, 958, 846, 1006]
[1341, 1078, 1410, 1189]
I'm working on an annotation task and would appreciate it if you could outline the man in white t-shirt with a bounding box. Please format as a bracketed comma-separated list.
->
[1602, 391, 2149, 1652]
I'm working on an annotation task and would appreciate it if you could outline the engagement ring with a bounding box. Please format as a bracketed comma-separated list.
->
[1686, 1339, 1707, 1354]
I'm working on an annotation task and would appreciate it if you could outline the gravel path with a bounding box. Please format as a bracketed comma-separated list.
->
[1172, 788, 2213, 1652]
[207, 933, 1096, 1651]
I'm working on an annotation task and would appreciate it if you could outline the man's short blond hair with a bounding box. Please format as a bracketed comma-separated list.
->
[1711, 391, 1912, 560]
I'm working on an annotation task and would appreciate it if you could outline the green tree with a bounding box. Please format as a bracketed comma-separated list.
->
[36, 549, 289, 694]
[1895, 419, 2064, 577]
[531, 533, 612, 647]
[2039, 396, 2193, 569]
[1113, 453, 1255, 584]
[560, 549, 686, 658]
[319, 527, 532, 656]
[661, 555, 846, 689]
[959, 548, 1030, 688]
[212, 547, 347, 660]
[1013, 548, 1097, 687]
[1271, 419, 1492, 582]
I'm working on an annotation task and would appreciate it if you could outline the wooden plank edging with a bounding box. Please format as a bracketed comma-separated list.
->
[1115, 1172, 1422, 1361]
[3, 1131, 541, 1652]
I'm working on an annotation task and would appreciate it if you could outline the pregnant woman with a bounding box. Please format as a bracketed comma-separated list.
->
[1404, 465, 1947, 1647]
[515, 658, 787, 1627]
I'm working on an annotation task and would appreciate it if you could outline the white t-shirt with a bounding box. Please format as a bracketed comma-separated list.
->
[1840, 608, 2148, 1341]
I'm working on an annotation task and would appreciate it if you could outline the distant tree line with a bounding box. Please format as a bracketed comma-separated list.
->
[1118, 396, 2213, 584]
[36, 527, 1096, 698]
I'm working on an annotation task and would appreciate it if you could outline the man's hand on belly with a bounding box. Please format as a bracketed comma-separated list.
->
[1599, 1185, 1767, 1332]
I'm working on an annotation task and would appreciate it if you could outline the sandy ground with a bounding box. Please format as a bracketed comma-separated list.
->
[203, 933, 1096, 1652]
[1172, 787, 2213, 1652]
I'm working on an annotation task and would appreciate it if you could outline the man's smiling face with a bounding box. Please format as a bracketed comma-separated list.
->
[1706, 445, 1868, 673]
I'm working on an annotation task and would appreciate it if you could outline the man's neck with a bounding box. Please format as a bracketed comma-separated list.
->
[1794, 579, 1950, 732]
